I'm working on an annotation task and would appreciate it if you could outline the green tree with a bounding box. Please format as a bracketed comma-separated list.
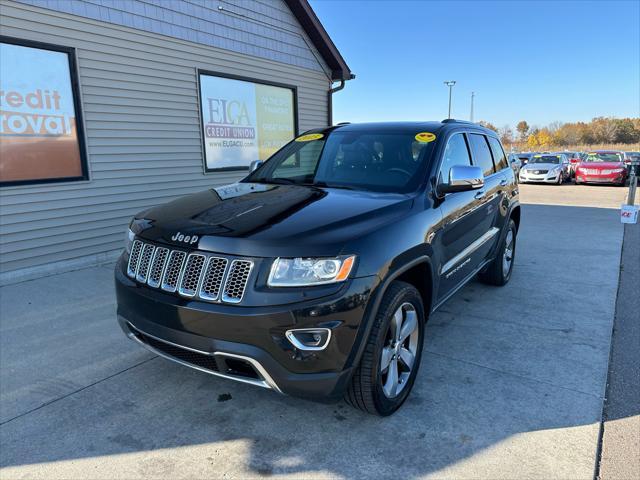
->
[591, 117, 618, 143]
[614, 118, 640, 143]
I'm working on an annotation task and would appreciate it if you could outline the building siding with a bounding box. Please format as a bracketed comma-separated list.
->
[0, 0, 332, 279]
[14, 0, 330, 74]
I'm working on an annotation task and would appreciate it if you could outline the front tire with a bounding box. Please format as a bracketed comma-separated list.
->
[345, 281, 425, 416]
[479, 219, 517, 286]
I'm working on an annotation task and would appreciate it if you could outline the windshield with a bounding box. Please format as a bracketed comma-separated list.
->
[245, 130, 435, 193]
[529, 155, 561, 164]
[583, 152, 623, 163]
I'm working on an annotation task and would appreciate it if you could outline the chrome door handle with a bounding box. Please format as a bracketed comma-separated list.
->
[500, 179, 508, 186]
[474, 190, 485, 199]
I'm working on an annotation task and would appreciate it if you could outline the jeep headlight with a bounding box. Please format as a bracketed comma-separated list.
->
[268, 256, 356, 287]
[124, 227, 135, 254]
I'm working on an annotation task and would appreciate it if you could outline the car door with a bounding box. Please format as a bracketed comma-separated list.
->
[435, 132, 491, 301]
[470, 133, 509, 261]
[443, 133, 504, 277]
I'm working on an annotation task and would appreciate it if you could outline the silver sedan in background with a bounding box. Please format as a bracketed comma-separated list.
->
[519, 154, 570, 184]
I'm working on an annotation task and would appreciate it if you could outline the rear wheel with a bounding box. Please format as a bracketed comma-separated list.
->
[479, 219, 517, 286]
[345, 281, 425, 416]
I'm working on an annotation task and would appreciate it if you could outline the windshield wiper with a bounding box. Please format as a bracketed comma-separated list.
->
[262, 178, 299, 185]
[308, 181, 359, 191]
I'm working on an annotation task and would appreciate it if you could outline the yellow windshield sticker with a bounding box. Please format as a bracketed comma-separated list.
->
[415, 132, 436, 143]
[295, 133, 324, 142]
[534, 155, 542, 158]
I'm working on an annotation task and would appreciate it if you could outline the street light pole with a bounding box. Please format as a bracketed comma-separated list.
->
[443, 81, 456, 119]
[470, 91, 475, 122]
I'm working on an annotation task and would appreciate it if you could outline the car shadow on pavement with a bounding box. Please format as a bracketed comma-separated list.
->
[0, 204, 634, 479]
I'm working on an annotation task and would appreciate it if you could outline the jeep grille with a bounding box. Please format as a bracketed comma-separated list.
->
[126, 240, 253, 305]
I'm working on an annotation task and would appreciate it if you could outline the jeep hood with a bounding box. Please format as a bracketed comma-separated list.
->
[134, 182, 414, 257]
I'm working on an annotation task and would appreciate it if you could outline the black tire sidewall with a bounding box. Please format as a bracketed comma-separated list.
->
[369, 284, 425, 416]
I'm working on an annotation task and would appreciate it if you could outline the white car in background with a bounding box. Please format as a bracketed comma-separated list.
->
[518, 154, 569, 184]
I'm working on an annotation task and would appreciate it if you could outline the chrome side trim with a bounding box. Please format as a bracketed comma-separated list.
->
[125, 321, 282, 393]
[214, 352, 282, 393]
[285, 328, 332, 351]
[442, 227, 499, 274]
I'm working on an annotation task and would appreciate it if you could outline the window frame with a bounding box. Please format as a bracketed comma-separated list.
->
[0, 35, 89, 188]
[196, 69, 299, 174]
[486, 135, 509, 172]
[435, 131, 473, 187]
[468, 132, 497, 177]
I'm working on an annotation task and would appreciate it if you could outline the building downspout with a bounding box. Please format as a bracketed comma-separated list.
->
[327, 75, 354, 126]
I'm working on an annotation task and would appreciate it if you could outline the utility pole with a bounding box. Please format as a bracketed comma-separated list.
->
[443, 81, 456, 119]
[470, 91, 475, 122]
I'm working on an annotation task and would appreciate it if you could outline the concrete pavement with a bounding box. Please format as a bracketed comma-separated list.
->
[597, 223, 640, 480]
[0, 184, 629, 479]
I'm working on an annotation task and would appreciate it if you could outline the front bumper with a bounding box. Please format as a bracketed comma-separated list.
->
[519, 171, 561, 183]
[115, 255, 378, 400]
[575, 171, 626, 184]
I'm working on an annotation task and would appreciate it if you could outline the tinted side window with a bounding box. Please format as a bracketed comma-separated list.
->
[487, 136, 508, 171]
[469, 134, 496, 177]
[438, 133, 471, 184]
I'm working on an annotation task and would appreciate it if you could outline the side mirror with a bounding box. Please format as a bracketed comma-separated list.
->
[439, 165, 484, 194]
[249, 160, 263, 172]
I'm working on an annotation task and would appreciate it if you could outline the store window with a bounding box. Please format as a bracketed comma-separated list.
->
[0, 37, 88, 186]
[198, 71, 297, 172]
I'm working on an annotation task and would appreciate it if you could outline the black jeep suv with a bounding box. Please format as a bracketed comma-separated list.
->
[115, 120, 520, 415]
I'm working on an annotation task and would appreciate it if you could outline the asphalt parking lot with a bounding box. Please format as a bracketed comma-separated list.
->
[0, 183, 636, 479]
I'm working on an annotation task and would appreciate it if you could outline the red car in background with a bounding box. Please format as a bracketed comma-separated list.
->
[575, 151, 627, 186]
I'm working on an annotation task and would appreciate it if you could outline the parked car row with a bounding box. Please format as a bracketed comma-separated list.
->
[509, 150, 639, 186]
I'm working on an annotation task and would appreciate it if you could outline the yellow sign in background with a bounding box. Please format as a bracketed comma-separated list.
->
[255, 84, 295, 160]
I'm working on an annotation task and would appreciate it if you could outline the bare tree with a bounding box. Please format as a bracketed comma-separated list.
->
[498, 125, 514, 146]
[516, 121, 529, 142]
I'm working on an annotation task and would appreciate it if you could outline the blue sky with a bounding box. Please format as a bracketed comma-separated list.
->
[310, 0, 640, 130]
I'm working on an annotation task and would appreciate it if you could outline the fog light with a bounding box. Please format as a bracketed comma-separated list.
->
[285, 328, 331, 351]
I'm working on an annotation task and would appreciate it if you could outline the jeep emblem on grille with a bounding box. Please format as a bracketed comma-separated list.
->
[171, 232, 199, 245]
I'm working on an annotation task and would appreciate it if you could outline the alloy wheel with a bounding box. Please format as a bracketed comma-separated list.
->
[380, 302, 420, 398]
[502, 229, 514, 277]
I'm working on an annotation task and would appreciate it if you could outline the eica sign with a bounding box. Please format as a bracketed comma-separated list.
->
[0, 89, 74, 136]
[198, 72, 295, 171]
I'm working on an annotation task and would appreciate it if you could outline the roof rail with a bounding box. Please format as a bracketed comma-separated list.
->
[441, 119, 476, 125]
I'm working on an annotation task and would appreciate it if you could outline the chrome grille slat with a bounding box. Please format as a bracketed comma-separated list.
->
[147, 247, 169, 288]
[127, 240, 253, 304]
[127, 240, 143, 278]
[222, 260, 253, 304]
[199, 257, 228, 301]
[161, 250, 187, 293]
[178, 254, 207, 298]
[135, 244, 155, 283]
